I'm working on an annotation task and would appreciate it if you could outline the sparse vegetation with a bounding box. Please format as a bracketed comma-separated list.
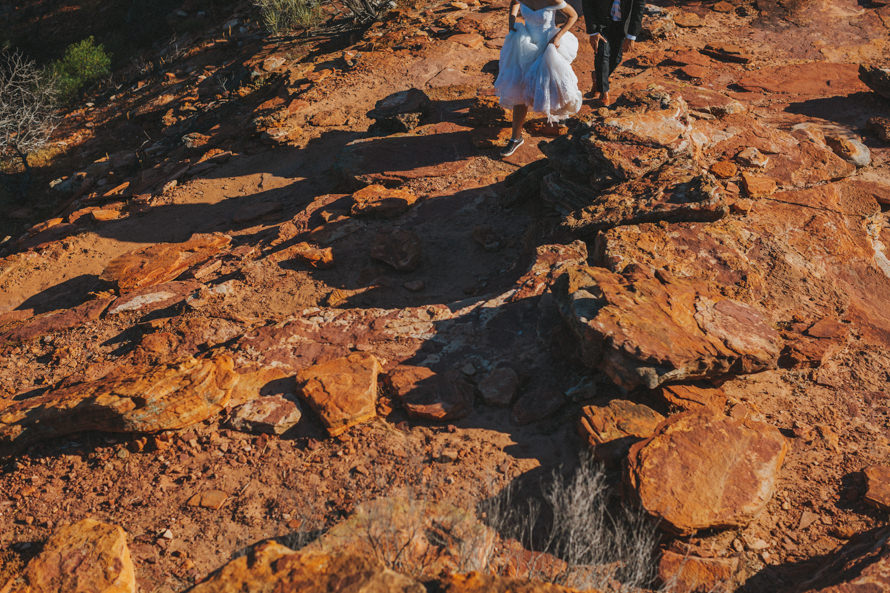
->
[337, 0, 396, 24]
[484, 456, 661, 592]
[254, 0, 324, 34]
[50, 37, 111, 102]
[0, 50, 57, 197]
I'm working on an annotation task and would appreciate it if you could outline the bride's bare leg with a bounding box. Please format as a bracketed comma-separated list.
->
[511, 104, 528, 140]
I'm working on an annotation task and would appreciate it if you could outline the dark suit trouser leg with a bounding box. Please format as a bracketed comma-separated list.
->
[594, 21, 625, 93]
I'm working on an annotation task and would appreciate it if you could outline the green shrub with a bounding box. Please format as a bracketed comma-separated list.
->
[51, 37, 111, 102]
[254, 0, 323, 34]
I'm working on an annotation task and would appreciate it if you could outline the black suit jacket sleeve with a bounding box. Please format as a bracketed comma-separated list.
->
[583, 0, 645, 37]
[625, 0, 645, 38]
[582, 0, 609, 34]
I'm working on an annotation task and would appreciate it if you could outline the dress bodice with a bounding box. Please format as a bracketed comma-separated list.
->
[519, 1, 566, 33]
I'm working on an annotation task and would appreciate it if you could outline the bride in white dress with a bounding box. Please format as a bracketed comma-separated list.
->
[495, 0, 582, 156]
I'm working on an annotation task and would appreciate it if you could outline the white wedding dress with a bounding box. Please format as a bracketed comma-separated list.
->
[495, 1, 582, 122]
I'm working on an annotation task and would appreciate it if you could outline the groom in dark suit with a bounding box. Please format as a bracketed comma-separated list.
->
[581, 0, 644, 104]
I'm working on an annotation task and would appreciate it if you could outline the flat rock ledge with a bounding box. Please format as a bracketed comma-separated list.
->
[555, 264, 781, 389]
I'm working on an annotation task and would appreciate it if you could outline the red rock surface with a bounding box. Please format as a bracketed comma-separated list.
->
[627, 411, 788, 535]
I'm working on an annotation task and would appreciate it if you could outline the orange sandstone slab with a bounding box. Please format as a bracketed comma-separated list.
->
[100, 233, 231, 291]
[0, 355, 236, 455]
[296, 352, 381, 436]
[19, 519, 136, 593]
[627, 411, 787, 535]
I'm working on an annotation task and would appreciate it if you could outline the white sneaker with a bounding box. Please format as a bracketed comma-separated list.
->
[500, 137, 524, 157]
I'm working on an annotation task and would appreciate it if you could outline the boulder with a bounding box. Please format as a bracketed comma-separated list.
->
[863, 465, 890, 511]
[556, 265, 781, 389]
[0, 355, 236, 455]
[371, 230, 423, 271]
[556, 161, 726, 238]
[541, 88, 699, 189]
[478, 367, 519, 407]
[296, 353, 381, 436]
[859, 63, 890, 101]
[537, 89, 728, 236]
[19, 519, 135, 593]
[367, 88, 433, 134]
[100, 233, 231, 291]
[228, 394, 303, 435]
[385, 366, 474, 421]
[627, 411, 787, 535]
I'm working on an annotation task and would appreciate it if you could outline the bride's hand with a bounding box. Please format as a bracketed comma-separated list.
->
[549, 34, 562, 48]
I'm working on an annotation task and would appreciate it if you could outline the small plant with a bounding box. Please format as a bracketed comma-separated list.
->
[337, 0, 396, 24]
[254, 0, 324, 34]
[483, 455, 661, 592]
[0, 50, 58, 197]
[51, 37, 111, 102]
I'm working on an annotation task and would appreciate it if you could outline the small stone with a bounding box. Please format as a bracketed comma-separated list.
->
[403, 280, 425, 292]
[710, 160, 738, 179]
[525, 118, 568, 137]
[228, 395, 302, 435]
[350, 184, 418, 218]
[371, 230, 422, 272]
[160, 528, 174, 540]
[741, 172, 778, 198]
[799, 510, 820, 530]
[658, 550, 737, 593]
[658, 384, 728, 411]
[447, 33, 485, 49]
[478, 367, 519, 407]
[188, 489, 228, 510]
[291, 242, 335, 269]
[473, 127, 512, 151]
[736, 147, 770, 168]
[673, 11, 704, 27]
[824, 134, 871, 168]
[472, 225, 502, 251]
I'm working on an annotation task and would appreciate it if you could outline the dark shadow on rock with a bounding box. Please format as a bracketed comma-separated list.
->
[14, 274, 107, 315]
[785, 92, 890, 130]
[739, 525, 890, 593]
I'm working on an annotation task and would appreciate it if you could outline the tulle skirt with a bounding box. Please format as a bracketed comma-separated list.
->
[494, 23, 582, 122]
